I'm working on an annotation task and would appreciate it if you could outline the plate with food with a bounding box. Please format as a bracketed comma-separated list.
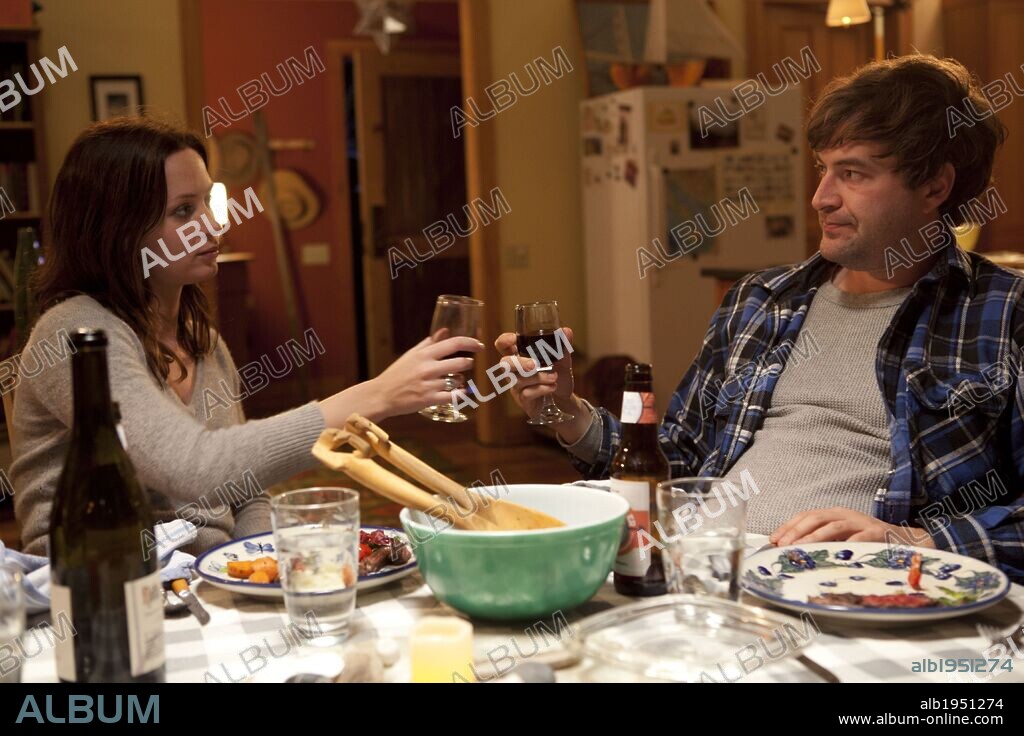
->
[741, 542, 1010, 623]
[194, 527, 417, 599]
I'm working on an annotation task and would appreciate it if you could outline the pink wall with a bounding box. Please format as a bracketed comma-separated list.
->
[0, 0, 33, 26]
[199, 0, 459, 407]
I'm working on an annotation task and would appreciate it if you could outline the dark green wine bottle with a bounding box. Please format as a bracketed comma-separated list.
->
[49, 329, 166, 683]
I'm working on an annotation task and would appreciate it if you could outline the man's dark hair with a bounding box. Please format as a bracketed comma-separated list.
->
[807, 54, 1007, 225]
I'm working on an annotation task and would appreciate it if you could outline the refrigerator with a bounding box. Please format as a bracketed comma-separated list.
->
[580, 84, 808, 402]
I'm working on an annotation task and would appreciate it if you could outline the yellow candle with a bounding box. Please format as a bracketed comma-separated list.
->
[410, 616, 475, 683]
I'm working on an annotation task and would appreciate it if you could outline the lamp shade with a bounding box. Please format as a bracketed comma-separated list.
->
[826, 0, 872, 27]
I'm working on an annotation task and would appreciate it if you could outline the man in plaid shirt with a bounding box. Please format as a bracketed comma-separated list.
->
[497, 55, 1024, 582]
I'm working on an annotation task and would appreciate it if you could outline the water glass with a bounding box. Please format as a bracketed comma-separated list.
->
[656, 478, 747, 600]
[271, 488, 360, 647]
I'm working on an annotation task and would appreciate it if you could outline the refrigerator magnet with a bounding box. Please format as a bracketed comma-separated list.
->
[766, 214, 795, 239]
[743, 107, 768, 141]
[647, 102, 685, 133]
[625, 160, 638, 187]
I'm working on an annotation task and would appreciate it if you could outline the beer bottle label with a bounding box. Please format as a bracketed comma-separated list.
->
[621, 391, 657, 424]
[125, 571, 166, 677]
[610, 478, 653, 577]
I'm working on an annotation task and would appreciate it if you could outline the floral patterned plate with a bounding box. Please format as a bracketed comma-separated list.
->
[742, 542, 1010, 623]
[194, 528, 417, 599]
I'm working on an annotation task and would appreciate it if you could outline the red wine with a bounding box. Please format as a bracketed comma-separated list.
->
[517, 331, 560, 372]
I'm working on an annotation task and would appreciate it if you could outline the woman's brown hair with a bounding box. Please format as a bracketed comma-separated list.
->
[807, 54, 1007, 226]
[35, 116, 215, 383]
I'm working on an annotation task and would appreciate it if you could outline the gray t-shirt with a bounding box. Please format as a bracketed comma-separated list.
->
[563, 278, 912, 535]
[725, 279, 911, 534]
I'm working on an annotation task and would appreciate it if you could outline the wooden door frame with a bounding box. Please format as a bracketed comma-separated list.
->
[326, 36, 505, 444]
[180, 0, 206, 135]
[457, 0, 510, 445]
[330, 40, 461, 383]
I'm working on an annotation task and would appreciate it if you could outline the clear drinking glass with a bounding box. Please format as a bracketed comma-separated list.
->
[271, 488, 360, 647]
[0, 566, 26, 684]
[656, 478, 747, 600]
[419, 294, 484, 423]
[515, 300, 574, 425]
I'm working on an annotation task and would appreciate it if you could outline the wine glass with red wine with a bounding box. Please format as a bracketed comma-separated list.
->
[515, 300, 574, 425]
[419, 294, 483, 423]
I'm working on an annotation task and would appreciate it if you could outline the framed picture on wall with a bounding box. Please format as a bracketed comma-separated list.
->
[90, 76, 145, 121]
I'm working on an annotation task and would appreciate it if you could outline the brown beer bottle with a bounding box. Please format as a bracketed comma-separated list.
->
[610, 363, 669, 596]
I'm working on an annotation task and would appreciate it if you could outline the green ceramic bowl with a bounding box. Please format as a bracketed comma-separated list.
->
[399, 484, 628, 621]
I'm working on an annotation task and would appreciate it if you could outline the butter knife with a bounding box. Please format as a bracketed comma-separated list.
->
[797, 654, 840, 683]
[171, 579, 211, 625]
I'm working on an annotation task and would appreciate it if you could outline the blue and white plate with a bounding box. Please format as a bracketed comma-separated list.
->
[742, 542, 1010, 623]
[194, 528, 417, 599]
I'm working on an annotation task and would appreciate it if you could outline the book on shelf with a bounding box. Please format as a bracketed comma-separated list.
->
[0, 162, 38, 213]
[0, 61, 31, 122]
[25, 161, 38, 212]
[0, 251, 15, 302]
[0, 325, 13, 363]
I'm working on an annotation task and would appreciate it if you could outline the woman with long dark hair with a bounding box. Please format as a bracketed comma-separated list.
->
[11, 116, 480, 556]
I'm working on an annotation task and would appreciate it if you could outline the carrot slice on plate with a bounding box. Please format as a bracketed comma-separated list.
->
[227, 560, 255, 579]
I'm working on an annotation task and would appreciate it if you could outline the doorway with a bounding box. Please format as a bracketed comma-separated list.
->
[328, 40, 470, 381]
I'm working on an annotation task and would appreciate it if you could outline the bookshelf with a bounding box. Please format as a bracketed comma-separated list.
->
[0, 26, 47, 467]
[0, 26, 47, 356]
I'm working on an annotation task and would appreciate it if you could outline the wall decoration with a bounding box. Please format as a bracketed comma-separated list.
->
[90, 76, 144, 121]
[663, 166, 718, 257]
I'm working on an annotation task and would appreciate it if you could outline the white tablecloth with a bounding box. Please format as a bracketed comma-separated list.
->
[18, 541, 1024, 684]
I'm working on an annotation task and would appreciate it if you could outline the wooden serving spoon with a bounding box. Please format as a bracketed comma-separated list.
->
[311, 416, 564, 532]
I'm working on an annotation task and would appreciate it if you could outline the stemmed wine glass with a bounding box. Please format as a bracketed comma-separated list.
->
[515, 300, 574, 425]
[419, 294, 483, 423]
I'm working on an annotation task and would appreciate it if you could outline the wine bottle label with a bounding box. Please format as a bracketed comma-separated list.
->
[51, 582, 76, 682]
[610, 478, 653, 577]
[620, 391, 656, 424]
[115, 420, 128, 449]
[125, 571, 166, 677]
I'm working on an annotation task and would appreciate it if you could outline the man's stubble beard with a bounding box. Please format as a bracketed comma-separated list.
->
[821, 230, 883, 271]
[821, 213, 912, 274]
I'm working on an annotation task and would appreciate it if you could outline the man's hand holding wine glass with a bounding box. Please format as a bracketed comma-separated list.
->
[495, 325, 593, 444]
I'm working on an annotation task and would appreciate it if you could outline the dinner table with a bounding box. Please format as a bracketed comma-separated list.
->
[18, 535, 1024, 684]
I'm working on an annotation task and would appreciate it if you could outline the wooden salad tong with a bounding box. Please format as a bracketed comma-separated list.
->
[311, 414, 564, 532]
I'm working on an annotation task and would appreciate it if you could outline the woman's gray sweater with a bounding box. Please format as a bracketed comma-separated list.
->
[10, 295, 326, 556]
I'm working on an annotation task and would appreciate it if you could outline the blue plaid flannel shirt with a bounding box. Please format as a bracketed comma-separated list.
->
[574, 245, 1024, 582]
